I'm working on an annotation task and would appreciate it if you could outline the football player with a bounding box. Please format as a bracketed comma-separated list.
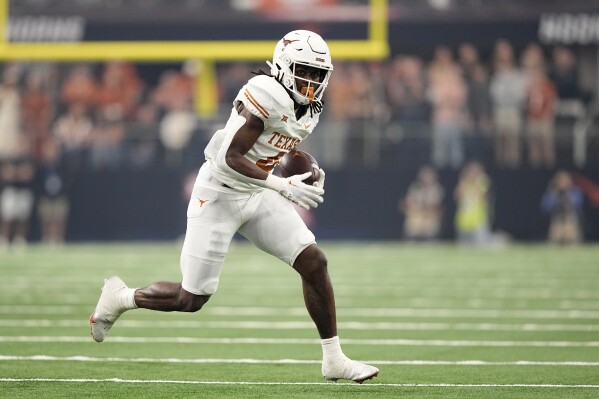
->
[90, 30, 379, 383]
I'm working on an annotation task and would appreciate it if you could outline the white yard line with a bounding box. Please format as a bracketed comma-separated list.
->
[206, 307, 599, 319]
[0, 378, 598, 388]
[2, 319, 599, 332]
[1, 355, 598, 366]
[3, 305, 599, 319]
[1, 336, 599, 347]
[5, 289, 599, 302]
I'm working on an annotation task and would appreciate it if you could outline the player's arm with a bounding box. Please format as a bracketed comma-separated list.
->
[224, 102, 269, 180]
[215, 102, 323, 209]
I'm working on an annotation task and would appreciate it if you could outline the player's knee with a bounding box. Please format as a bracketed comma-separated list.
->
[294, 245, 328, 280]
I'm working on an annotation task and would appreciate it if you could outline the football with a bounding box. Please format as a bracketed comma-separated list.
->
[278, 148, 321, 186]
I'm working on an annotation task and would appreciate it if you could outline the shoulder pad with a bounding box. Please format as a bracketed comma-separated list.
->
[248, 75, 292, 106]
[237, 76, 293, 122]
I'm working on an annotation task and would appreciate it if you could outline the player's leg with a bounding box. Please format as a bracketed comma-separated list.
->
[238, 192, 335, 336]
[239, 190, 379, 383]
[239, 191, 337, 339]
[133, 207, 237, 313]
[292, 244, 336, 338]
[90, 225, 233, 342]
[133, 282, 209, 312]
[293, 244, 378, 383]
[90, 218, 234, 342]
[91, 166, 242, 342]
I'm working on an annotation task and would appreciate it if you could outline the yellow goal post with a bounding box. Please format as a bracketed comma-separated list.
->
[0, 0, 388, 116]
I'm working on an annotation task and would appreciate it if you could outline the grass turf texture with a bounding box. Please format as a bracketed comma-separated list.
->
[1, 242, 598, 398]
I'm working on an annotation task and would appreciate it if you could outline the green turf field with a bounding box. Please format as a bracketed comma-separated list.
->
[1, 242, 598, 398]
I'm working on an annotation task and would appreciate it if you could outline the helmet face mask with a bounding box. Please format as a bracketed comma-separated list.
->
[268, 30, 333, 105]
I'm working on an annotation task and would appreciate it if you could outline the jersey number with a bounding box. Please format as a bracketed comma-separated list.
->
[256, 152, 284, 172]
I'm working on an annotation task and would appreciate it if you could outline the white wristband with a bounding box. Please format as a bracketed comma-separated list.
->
[265, 174, 285, 192]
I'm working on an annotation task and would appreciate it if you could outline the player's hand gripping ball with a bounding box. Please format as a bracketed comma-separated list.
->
[279, 148, 321, 186]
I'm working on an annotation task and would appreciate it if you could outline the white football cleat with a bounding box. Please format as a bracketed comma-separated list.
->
[89, 276, 130, 342]
[322, 356, 379, 384]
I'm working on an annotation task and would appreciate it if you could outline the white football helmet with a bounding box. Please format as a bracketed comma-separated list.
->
[268, 30, 333, 105]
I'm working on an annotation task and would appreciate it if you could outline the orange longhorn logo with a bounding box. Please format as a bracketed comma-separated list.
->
[197, 198, 209, 207]
[282, 38, 299, 47]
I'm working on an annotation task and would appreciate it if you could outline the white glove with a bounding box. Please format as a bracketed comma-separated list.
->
[314, 168, 325, 189]
[265, 172, 324, 209]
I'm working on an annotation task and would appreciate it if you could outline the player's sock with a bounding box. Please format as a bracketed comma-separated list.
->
[321, 335, 344, 360]
[122, 288, 138, 310]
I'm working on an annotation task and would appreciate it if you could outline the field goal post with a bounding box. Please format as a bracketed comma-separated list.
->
[0, 0, 388, 116]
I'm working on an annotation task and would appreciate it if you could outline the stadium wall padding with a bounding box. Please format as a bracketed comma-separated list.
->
[57, 165, 599, 243]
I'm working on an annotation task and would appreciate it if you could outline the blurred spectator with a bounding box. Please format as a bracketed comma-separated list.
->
[428, 47, 467, 169]
[60, 64, 98, 112]
[219, 63, 252, 108]
[454, 161, 492, 246]
[548, 46, 588, 137]
[489, 39, 527, 168]
[459, 43, 492, 161]
[521, 42, 547, 79]
[549, 47, 585, 102]
[53, 102, 94, 170]
[36, 139, 70, 246]
[0, 64, 23, 162]
[21, 68, 55, 162]
[571, 173, 599, 208]
[345, 63, 377, 168]
[96, 61, 143, 121]
[151, 69, 194, 113]
[428, 46, 461, 85]
[399, 165, 444, 241]
[363, 61, 390, 167]
[0, 140, 35, 249]
[386, 55, 431, 150]
[313, 62, 351, 170]
[541, 170, 584, 245]
[89, 108, 125, 170]
[151, 68, 195, 168]
[526, 68, 558, 168]
[158, 100, 196, 169]
[388, 56, 430, 122]
[126, 103, 160, 169]
[458, 42, 480, 78]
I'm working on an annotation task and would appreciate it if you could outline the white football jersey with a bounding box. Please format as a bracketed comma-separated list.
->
[205, 75, 320, 191]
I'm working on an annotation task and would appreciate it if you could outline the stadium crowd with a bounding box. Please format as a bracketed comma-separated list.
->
[0, 39, 594, 246]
